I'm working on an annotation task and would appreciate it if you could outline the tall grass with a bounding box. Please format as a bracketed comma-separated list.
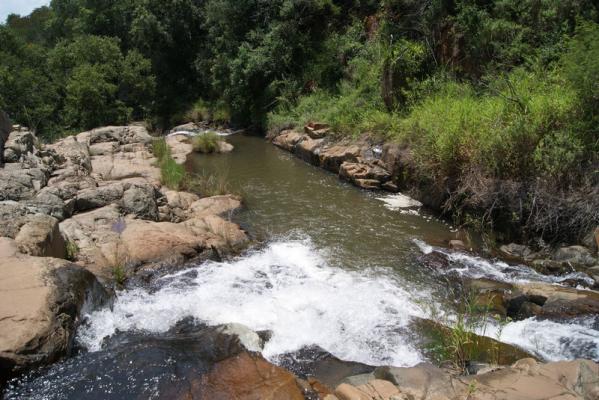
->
[152, 138, 186, 190]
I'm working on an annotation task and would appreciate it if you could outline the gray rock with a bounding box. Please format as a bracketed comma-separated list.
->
[0, 167, 49, 201]
[122, 183, 158, 220]
[3, 130, 35, 163]
[0, 201, 31, 238]
[374, 363, 458, 400]
[48, 136, 91, 173]
[80, 126, 153, 146]
[89, 141, 119, 156]
[553, 245, 596, 268]
[76, 183, 125, 212]
[499, 243, 535, 260]
[15, 214, 66, 258]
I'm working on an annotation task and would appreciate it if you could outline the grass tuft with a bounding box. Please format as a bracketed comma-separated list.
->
[192, 132, 222, 154]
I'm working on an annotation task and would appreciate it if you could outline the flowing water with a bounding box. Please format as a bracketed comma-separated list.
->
[4, 134, 598, 399]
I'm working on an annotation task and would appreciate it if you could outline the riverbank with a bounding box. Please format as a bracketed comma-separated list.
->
[267, 125, 599, 283]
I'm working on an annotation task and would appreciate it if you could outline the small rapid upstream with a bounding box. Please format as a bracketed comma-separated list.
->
[4, 134, 598, 398]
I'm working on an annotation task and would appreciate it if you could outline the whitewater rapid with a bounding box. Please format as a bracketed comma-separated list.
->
[78, 239, 599, 366]
[78, 240, 427, 366]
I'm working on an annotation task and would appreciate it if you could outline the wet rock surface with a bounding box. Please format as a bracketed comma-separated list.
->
[3, 322, 303, 400]
[276, 346, 376, 389]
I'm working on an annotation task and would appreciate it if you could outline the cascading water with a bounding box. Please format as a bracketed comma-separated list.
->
[78, 239, 427, 367]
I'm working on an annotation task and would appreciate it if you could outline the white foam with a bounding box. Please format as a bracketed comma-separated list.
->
[496, 317, 599, 361]
[413, 239, 433, 255]
[376, 193, 422, 211]
[78, 240, 426, 367]
[418, 244, 595, 287]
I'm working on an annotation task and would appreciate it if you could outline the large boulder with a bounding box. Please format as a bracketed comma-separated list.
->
[0, 167, 49, 201]
[47, 136, 91, 173]
[0, 238, 111, 381]
[59, 200, 248, 279]
[91, 148, 160, 182]
[77, 125, 153, 147]
[171, 352, 305, 400]
[122, 182, 159, 221]
[339, 160, 391, 190]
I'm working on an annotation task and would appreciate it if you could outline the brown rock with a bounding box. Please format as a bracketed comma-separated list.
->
[217, 140, 234, 153]
[0, 238, 110, 380]
[339, 161, 391, 189]
[60, 202, 248, 279]
[335, 380, 402, 400]
[186, 352, 304, 400]
[295, 137, 324, 165]
[319, 144, 361, 173]
[462, 358, 599, 400]
[272, 130, 306, 152]
[304, 122, 330, 139]
[190, 195, 243, 218]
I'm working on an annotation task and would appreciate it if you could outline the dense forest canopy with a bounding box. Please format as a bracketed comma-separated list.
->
[1, 0, 598, 241]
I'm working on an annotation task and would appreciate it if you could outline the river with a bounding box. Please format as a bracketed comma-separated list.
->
[4, 134, 598, 399]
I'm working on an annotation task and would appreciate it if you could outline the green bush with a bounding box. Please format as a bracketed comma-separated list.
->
[192, 132, 221, 154]
[400, 69, 578, 179]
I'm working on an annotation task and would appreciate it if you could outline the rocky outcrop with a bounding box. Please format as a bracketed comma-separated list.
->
[0, 238, 111, 381]
[271, 129, 400, 192]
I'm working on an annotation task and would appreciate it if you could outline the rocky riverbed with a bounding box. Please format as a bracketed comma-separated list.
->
[1, 121, 598, 399]
[0, 123, 248, 386]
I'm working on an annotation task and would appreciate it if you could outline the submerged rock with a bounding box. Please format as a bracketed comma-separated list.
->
[275, 345, 375, 389]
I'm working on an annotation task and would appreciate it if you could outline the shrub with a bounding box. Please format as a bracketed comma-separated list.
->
[192, 131, 221, 153]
